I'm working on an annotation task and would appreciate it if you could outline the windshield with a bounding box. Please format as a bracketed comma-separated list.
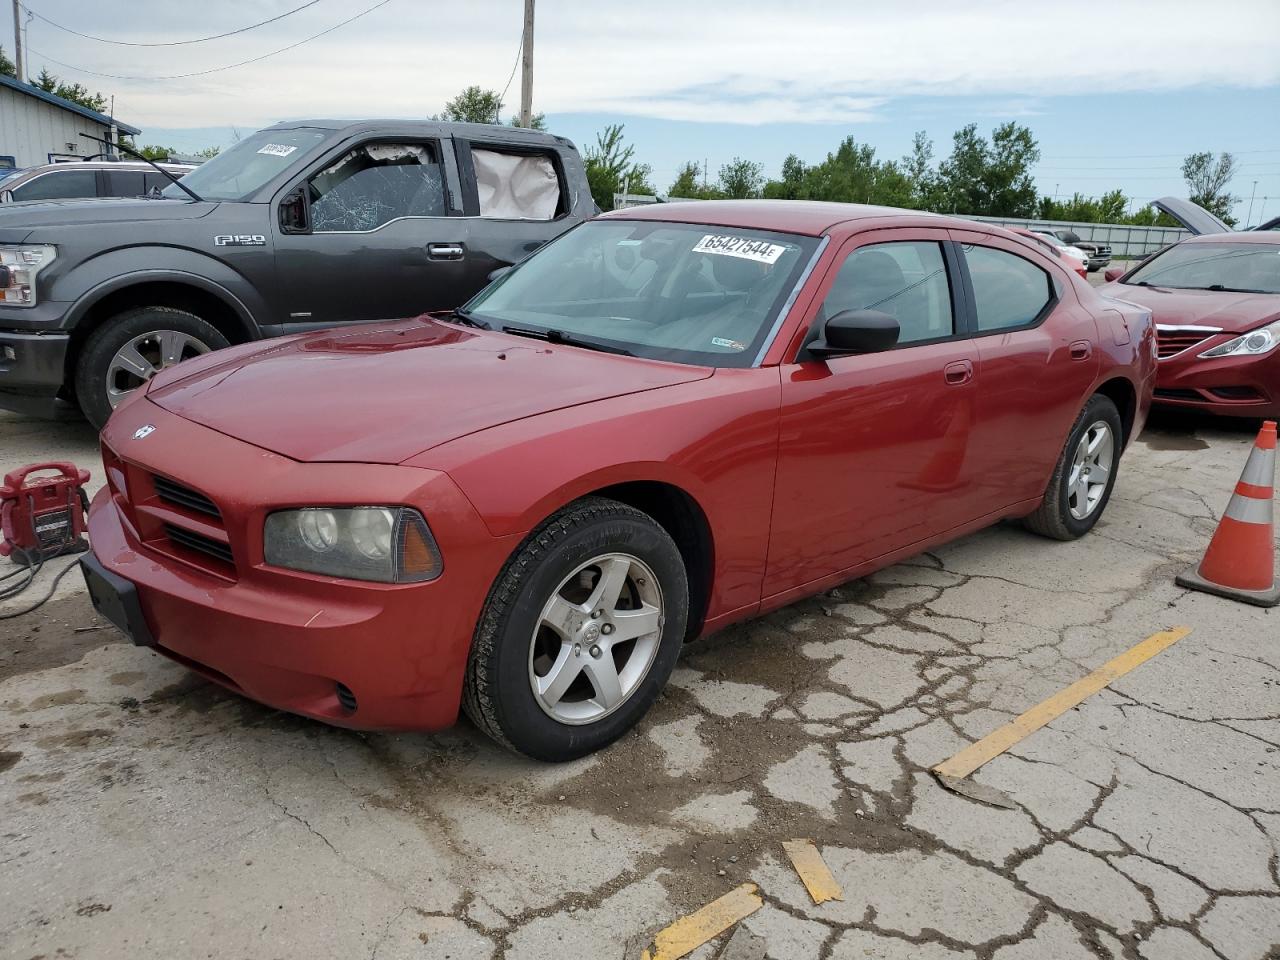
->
[162, 127, 328, 201]
[1125, 242, 1280, 294]
[463, 220, 819, 367]
[1034, 232, 1067, 247]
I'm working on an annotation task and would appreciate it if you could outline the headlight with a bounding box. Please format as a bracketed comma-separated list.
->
[264, 507, 442, 583]
[1200, 318, 1280, 359]
[0, 244, 56, 307]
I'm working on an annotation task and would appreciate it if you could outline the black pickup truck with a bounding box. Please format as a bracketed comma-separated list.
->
[1047, 228, 1112, 272]
[0, 119, 595, 426]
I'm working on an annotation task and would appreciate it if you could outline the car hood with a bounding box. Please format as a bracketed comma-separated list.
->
[1152, 197, 1233, 236]
[1098, 283, 1279, 334]
[0, 197, 218, 236]
[147, 317, 714, 464]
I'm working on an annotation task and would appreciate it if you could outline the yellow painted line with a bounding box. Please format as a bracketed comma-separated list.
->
[932, 626, 1192, 780]
[782, 839, 844, 905]
[641, 882, 763, 960]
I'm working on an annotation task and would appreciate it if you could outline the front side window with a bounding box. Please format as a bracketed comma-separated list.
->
[1125, 241, 1280, 295]
[309, 142, 446, 232]
[820, 241, 954, 345]
[964, 245, 1054, 332]
[12, 169, 97, 201]
[162, 127, 327, 201]
[464, 220, 819, 368]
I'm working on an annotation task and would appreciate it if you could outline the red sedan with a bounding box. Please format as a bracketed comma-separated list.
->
[1099, 232, 1280, 419]
[81, 202, 1155, 760]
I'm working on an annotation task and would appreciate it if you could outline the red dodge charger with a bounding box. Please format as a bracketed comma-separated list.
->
[82, 202, 1155, 760]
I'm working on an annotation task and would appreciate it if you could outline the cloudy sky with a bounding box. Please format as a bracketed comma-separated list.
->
[9, 0, 1280, 222]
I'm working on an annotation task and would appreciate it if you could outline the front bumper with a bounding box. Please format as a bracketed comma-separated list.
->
[0, 329, 69, 415]
[1154, 340, 1280, 419]
[86, 400, 512, 731]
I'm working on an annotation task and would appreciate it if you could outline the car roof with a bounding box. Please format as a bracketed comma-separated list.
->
[263, 118, 573, 147]
[1178, 232, 1280, 246]
[17, 160, 194, 173]
[598, 199, 963, 237]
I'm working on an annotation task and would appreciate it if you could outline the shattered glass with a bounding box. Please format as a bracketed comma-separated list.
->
[310, 143, 446, 232]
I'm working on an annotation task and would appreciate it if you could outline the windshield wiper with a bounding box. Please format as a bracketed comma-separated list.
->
[448, 307, 490, 329]
[78, 133, 204, 202]
[501, 325, 633, 356]
[1205, 284, 1270, 294]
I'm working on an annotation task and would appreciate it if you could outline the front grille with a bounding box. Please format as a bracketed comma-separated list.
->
[1154, 388, 1205, 402]
[163, 523, 234, 566]
[1156, 330, 1213, 359]
[153, 475, 221, 520]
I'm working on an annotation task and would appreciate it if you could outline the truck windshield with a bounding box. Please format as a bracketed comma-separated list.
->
[161, 128, 328, 202]
[1125, 241, 1280, 294]
[463, 220, 819, 368]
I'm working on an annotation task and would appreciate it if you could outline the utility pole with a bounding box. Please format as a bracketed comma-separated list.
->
[1246, 180, 1258, 227]
[518, 0, 534, 128]
[11, 0, 26, 83]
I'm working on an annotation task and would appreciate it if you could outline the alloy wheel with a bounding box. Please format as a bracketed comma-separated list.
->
[1067, 420, 1114, 520]
[528, 553, 665, 725]
[106, 329, 212, 408]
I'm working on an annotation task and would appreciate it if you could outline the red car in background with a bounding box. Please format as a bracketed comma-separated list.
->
[81, 201, 1155, 761]
[1100, 232, 1280, 419]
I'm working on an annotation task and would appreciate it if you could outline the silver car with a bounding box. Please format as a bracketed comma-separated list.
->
[0, 160, 195, 203]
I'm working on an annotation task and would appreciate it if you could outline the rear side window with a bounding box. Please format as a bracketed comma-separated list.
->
[472, 148, 562, 220]
[964, 245, 1054, 332]
[820, 241, 954, 344]
[105, 170, 146, 197]
[12, 169, 98, 201]
[309, 142, 446, 232]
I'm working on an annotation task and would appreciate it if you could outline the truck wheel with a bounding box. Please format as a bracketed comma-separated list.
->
[1023, 394, 1123, 541]
[463, 496, 688, 761]
[75, 307, 228, 428]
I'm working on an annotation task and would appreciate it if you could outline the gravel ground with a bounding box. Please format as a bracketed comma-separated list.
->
[0, 397, 1277, 959]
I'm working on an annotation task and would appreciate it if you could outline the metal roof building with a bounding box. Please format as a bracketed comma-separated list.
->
[0, 73, 140, 169]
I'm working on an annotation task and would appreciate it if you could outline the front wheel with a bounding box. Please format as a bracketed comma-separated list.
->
[75, 307, 228, 429]
[1024, 394, 1123, 541]
[463, 497, 688, 761]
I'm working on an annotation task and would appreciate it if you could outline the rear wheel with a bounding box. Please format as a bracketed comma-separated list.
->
[463, 497, 688, 761]
[75, 306, 228, 428]
[1024, 394, 1123, 540]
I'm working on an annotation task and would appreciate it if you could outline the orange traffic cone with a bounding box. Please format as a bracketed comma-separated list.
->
[1176, 420, 1279, 607]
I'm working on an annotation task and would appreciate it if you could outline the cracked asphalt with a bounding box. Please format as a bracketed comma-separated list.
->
[1, 401, 1277, 960]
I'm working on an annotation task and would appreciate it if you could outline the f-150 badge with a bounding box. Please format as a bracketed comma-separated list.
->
[214, 235, 266, 246]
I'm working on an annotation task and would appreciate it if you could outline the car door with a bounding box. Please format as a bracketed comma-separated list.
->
[270, 137, 472, 329]
[764, 229, 980, 597]
[949, 230, 1100, 510]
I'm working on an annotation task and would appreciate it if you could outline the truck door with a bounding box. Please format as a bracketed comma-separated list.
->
[270, 137, 472, 328]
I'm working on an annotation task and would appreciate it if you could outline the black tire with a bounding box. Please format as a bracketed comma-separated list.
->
[463, 496, 688, 761]
[1024, 394, 1123, 541]
[75, 307, 229, 429]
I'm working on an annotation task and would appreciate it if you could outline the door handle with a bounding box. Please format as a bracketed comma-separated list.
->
[1069, 340, 1092, 361]
[943, 359, 973, 385]
[428, 243, 465, 260]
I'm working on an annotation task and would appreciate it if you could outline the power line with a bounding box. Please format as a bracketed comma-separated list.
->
[22, 0, 324, 47]
[496, 18, 526, 119]
[26, 0, 394, 81]
[1041, 148, 1280, 160]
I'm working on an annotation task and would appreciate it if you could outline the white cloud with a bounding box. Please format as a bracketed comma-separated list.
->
[15, 0, 1280, 129]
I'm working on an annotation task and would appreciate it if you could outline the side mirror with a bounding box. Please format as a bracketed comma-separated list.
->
[487, 266, 513, 283]
[1103, 267, 1125, 283]
[278, 186, 310, 234]
[809, 309, 899, 358]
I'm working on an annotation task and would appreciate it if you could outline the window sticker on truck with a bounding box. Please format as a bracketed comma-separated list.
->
[257, 144, 298, 157]
[692, 234, 786, 264]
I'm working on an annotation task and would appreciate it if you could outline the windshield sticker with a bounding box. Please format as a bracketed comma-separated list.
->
[711, 337, 747, 351]
[257, 143, 298, 157]
[693, 234, 786, 264]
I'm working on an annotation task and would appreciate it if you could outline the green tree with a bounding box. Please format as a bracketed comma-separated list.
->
[29, 65, 108, 112]
[1182, 151, 1238, 225]
[668, 161, 720, 199]
[33, 67, 58, 92]
[138, 145, 178, 160]
[196, 146, 221, 159]
[936, 122, 1040, 217]
[440, 85, 503, 124]
[0, 44, 14, 78]
[762, 154, 805, 200]
[508, 113, 547, 131]
[582, 125, 652, 210]
[902, 131, 942, 209]
[717, 157, 764, 199]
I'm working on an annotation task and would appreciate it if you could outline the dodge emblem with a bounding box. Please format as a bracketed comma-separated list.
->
[133, 424, 156, 440]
